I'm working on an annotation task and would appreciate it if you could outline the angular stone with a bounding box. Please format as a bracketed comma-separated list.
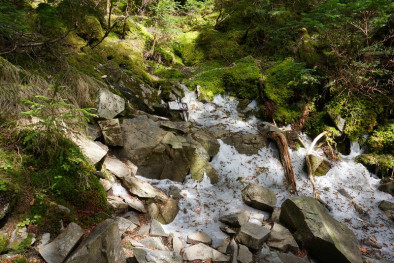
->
[280, 196, 362, 263]
[160, 121, 191, 134]
[306, 154, 331, 176]
[378, 181, 394, 196]
[138, 224, 150, 236]
[242, 184, 277, 212]
[220, 225, 237, 235]
[183, 243, 230, 262]
[39, 223, 84, 263]
[229, 238, 238, 263]
[97, 88, 125, 120]
[219, 211, 250, 227]
[122, 176, 168, 201]
[150, 219, 168, 237]
[378, 200, 394, 222]
[114, 217, 136, 236]
[172, 235, 183, 253]
[98, 119, 124, 146]
[122, 211, 141, 226]
[65, 219, 125, 263]
[157, 198, 179, 224]
[217, 237, 230, 254]
[104, 156, 137, 180]
[140, 237, 169, 251]
[328, 111, 346, 132]
[107, 196, 128, 215]
[87, 123, 102, 140]
[238, 244, 253, 263]
[73, 135, 107, 166]
[99, 178, 112, 192]
[133, 247, 182, 263]
[236, 222, 270, 250]
[8, 226, 29, 250]
[187, 231, 212, 245]
[222, 133, 266, 155]
[111, 183, 147, 213]
[192, 129, 220, 157]
[267, 223, 299, 252]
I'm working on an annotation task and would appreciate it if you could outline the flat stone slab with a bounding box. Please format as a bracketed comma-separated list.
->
[242, 184, 277, 212]
[97, 88, 125, 120]
[150, 219, 168, 237]
[236, 222, 270, 250]
[238, 244, 253, 263]
[133, 247, 182, 263]
[267, 223, 299, 252]
[219, 211, 250, 227]
[183, 243, 230, 262]
[39, 223, 84, 263]
[187, 231, 212, 245]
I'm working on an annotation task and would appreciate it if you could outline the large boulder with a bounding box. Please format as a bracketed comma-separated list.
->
[39, 223, 84, 263]
[66, 219, 125, 263]
[97, 89, 125, 120]
[98, 119, 124, 146]
[120, 116, 219, 183]
[280, 196, 362, 263]
[242, 184, 277, 212]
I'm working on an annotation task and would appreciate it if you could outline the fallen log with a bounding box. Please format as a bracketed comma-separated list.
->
[258, 123, 297, 194]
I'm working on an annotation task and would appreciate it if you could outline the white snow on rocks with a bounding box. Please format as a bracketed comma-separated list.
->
[139, 86, 394, 260]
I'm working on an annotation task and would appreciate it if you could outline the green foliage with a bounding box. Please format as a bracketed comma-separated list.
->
[0, 234, 8, 254]
[367, 122, 394, 154]
[262, 58, 319, 124]
[20, 90, 96, 159]
[356, 153, 394, 178]
[175, 31, 205, 66]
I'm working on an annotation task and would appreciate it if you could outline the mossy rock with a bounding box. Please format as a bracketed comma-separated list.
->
[76, 15, 104, 42]
[175, 31, 205, 66]
[367, 122, 394, 154]
[356, 153, 394, 178]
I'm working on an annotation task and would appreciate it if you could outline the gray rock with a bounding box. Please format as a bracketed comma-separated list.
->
[122, 175, 168, 201]
[267, 223, 299, 252]
[256, 244, 282, 263]
[97, 88, 125, 120]
[115, 217, 136, 236]
[236, 222, 270, 250]
[150, 219, 168, 237]
[328, 111, 346, 132]
[230, 238, 238, 263]
[217, 237, 230, 254]
[271, 211, 280, 223]
[278, 253, 310, 263]
[280, 196, 362, 263]
[104, 156, 137, 180]
[148, 198, 180, 225]
[38, 233, 50, 249]
[0, 203, 11, 221]
[238, 244, 253, 263]
[378, 181, 394, 196]
[222, 133, 266, 155]
[73, 135, 108, 166]
[133, 247, 182, 263]
[160, 121, 191, 134]
[220, 225, 237, 235]
[65, 219, 125, 263]
[57, 204, 70, 214]
[107, 196, 128, 215]
[39, 223, 84, 263]
[219, 210, 250, 227]
[242, 184, 277, 212]
[122, 211, 141, 226]
[98, 119, 124, 146]
[362, 256, 393, 263]
[187, 231, 212, 245]
[182, 243, 230, 262]
[192, 129, 220, 157]
[8, 226, 29, 250]
[140, 237, 169, 251]
[138, 224, 150, 236]
[306, 154, 331, 177]
[87, 123, 102, 140]
[172, 235, 183, 253]
[99, 178, 113, 192]
[378, 200, 394, 222]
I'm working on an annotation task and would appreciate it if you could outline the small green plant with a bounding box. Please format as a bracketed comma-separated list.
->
[0, 180, 7, 192]
[0, 164, 13, 170]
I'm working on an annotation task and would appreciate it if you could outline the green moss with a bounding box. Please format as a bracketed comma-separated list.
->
[367, 122, 394, 154]
[154, 65, 184, 80]
[76, 15, 104, 41]
[13, 233, 33, 254]
[0, 233, 8, 254]
[327, 95, 383, 140]
[356, 153, 394, 178]
[262, 57, 319, 125]
[175, 31, 205, 66]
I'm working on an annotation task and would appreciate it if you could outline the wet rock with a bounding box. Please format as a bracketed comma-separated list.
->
[66, 219, 125, 263]
[222, 133, 266, 155]
[98, 119, 124, 146]
[242, 184, 277, 212]
[236, 222, 270, 250]
[39, 223, 84, 263]
[378, 181, 394, 196]
[183, 243, 230, 262]
[97, 88, 125, 120]
[280, 196, 362, 263]
[267, 223, 299, 252]
[133, 247, 182, 263]
[219, 211, 250, 227]
[140, 237, 169, 251]
[238, 244, 253, 263]
[150, 219, 168, 237]
[306, 154, 331, 176]
[378, 200, 394, 222]
[187, 231, 212, 245]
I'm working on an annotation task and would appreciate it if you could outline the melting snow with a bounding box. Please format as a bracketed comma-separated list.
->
[139, 85, 394, 260]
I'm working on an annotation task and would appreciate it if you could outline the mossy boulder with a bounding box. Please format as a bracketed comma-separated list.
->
[280, 196, 362, 263]
[356, 154, 394, 178]
[305, 154, 331, 177]
[367, 122, 394, 154]
[175, 31, 205, 66]
[76, 15, 104, 41]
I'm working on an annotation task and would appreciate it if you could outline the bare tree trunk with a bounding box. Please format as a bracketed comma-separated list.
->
[270, 132, 298, 194]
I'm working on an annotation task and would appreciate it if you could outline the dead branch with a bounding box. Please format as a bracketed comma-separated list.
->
[306, 131, 328, 199]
